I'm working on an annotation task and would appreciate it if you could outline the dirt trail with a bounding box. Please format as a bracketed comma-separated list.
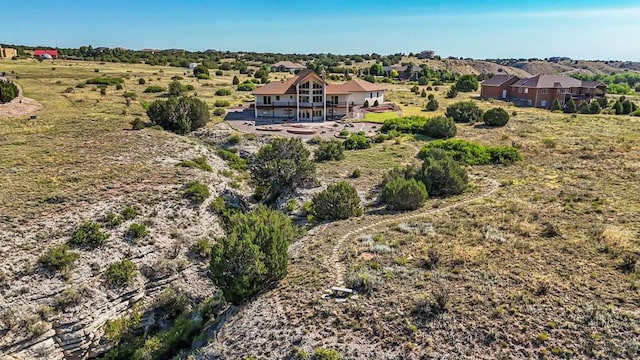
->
[329, 177, 500, 287]
[0, 77, 43, 119]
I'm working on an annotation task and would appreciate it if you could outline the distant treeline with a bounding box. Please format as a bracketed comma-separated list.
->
[571, 73, 640, 94]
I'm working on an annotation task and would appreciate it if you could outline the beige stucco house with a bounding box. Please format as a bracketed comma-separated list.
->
[0, 46, 17, 59]
[252, 69, 385, 121]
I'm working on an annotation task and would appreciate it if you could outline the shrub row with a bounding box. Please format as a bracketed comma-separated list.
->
[418, 139, 522, 165]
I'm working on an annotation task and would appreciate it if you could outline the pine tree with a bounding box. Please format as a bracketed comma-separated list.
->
[232, 75, 239, 85]
[588, 101, 601, 114]
[564, 98, 577, 113]
[613, 100, 623, 115]
[550, 98, 561, 112]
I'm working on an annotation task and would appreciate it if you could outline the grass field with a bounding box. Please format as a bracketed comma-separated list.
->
[359, 111, 400, 123]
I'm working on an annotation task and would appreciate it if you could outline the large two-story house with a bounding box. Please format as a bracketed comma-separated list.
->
[252, 69, 385, 121]
[480, 74, 606, 109]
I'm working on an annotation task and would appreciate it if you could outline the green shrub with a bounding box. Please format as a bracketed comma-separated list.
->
[122, 91, 137, 99]
[213, 107, 226, 116]
[138, 78, 146, 85]
[183, 181, 210, 204]
[232, 75, 240, 85]
[228, 134, 241, 144]
[311, 181, 362, 220]
[420, 89, 427, 97]
[210, 205, 301, 303]
[194, 238, 212, 258]
[420, 151, 468, 197]
[130, 117, 145, 130]
[146, 96, 210, 134]
[588, 100, 602, 114]
[86, 77, 124, 86]
[126, 223, 148, 240]
[215, 88, 232, 96]
[564, 98, 577, 113]
[69, 221, 109, 248]
[446, 86, 458, 99]
[380, 116, 426, 134]
[343, 134, 371, 150]
[105, 259, 137, 287]
[363, 100, 370, 108]
[217, 149, 248, 171]
[105, 212, 123, 227]
[550, 98, 561, 111]
[214, 99, 231, 107]
[39, 245, 80, 272]
[445, 101, 483, 123]
[426, 98, 439, 111]
[236, 82, 256, 91]
[483, 107, 510, 126]
[382, 176, 428, 210]
[486, 146, 522, 164]
[418, 139, 519, 165]
[115, 83, 123, 90]
[373, 99, 379, 106]
[193, 65, 209, 78]
[144, 85, 166, 93]
[313, 347, 339, 360]
[350, 168, 361, 178]
[215, 70, 224, 76]
[121, 205, 138, 220]
[100, 87, 107, 96]
[418, 76, 428, 86]
[423, 116, 457, 139]
[178, 156, 213, 172]
[315, 140, 345, 162]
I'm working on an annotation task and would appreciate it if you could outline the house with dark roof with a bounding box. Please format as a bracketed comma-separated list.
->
[480, 74, 606, 109]
[253, 69, 385, 121]
[270, 61, 306, 73]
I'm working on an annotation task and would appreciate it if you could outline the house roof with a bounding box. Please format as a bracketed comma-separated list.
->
[33, 49, 58, 56]
[271, 60, 305, 69]
[327, 78, 386, 94]
[581, 80, 607, 89]
[252, 72, 385, 96]
[512, 74, 582, 88]
[481, 75, 519, 87]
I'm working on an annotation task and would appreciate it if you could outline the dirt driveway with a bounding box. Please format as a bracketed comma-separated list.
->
[0, 77, 43, 119]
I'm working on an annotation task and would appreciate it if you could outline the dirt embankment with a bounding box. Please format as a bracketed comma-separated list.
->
[0, 77, 43, 119]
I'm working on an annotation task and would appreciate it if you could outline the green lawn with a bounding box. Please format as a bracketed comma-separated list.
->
[358, 111, 400, 123]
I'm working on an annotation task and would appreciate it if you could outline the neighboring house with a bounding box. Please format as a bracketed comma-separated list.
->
[270, 61, 305, 73]
[479, 75, 519, 99]
[480, 74, 606, 109]
[253, 69, 385, 121]
[381, 65, 421, 80]
[0, 46, 17, 59]
[33, 49, 58, 59]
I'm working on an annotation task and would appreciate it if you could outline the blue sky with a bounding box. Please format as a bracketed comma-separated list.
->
[2, 0, 640, 60]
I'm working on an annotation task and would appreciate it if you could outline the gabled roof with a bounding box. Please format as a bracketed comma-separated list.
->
[252, 72, 385, 96]
[581, 80, 607, 89]
[252, 69, 325, 95]
[481, 75, 519, 87]
[512, 74, 582, 88]
[33, 49, 58, 56]
[271, 60, 305, 69]
[327, 78, 386, 94]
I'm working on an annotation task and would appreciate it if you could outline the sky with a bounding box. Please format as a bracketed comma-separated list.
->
[2, 0, 640, 60]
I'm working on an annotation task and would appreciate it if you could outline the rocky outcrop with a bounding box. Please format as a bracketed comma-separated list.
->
[0, 148, 241, 359]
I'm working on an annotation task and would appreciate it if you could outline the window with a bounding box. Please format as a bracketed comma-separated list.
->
[559, 89, 568, 94]
[275, 96, 280, 101]
[313, 110, 322, 117]
[370, 92, 373, 98]
[376, 92, 379, 97]
[331, 96, 339, 104]
[518, 88, 523, 94]
[300, 82, 309, 89]
[312, 95, 322, 103]
[299, 96, 309, 103]
[313, 82, 322, 89]
[313, 90, 323, 95]
[584, 88, 590, 94]
[524, 88, 528, 94]
[541, 89, 548, 94]
[263, 96, 271, 105]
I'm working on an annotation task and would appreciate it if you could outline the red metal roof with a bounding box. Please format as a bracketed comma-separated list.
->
[33, 49, 58, 57]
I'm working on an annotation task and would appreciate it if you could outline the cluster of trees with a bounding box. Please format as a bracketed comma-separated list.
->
[381, 148, 467, 210]
[571, 73, 640, 95]
[551, 97, 638, 115]
[0, 80, 19, 103]
[445, 101, 511, 127]
[146, 96, 210, 134]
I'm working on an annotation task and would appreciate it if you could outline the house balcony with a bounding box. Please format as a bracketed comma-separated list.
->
[256, 101, 351, 108]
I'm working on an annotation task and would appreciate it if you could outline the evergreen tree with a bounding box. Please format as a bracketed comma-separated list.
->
[426, 98, 439, 111]
[588, 101, 601, 114]
[563, 98, 577, 113]
[613, 100, 623, 115]
[232, 75, 240, 85]
[550, 98, 561, 111]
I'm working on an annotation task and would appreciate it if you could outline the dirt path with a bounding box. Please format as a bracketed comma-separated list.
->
[0, 77, 43, 119]
[329, 177, 500, 287]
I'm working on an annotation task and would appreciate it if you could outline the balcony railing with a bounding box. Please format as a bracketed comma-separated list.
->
[257, 101, 351, 108]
